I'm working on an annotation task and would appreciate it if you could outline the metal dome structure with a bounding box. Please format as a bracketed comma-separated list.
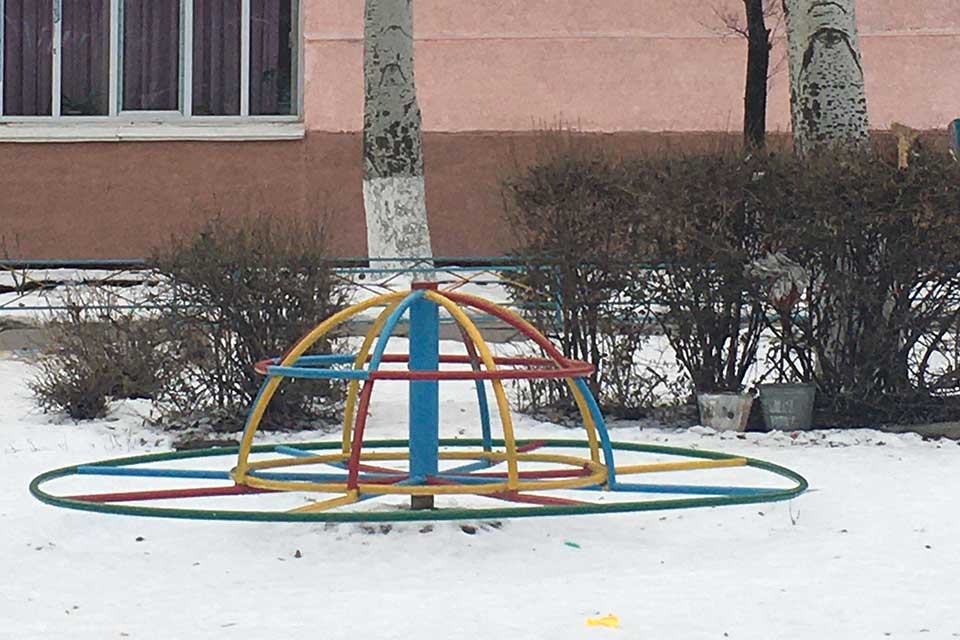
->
[31, 284, 806, 522]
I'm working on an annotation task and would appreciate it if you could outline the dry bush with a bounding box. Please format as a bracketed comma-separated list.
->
[502, 136, 660, 415]
[630, 152, 770, 395]
[150, 215, 349, 430]
[760, 147, 960, 424]
[30, 290, 168, 420]
[505, 132, 960, 425]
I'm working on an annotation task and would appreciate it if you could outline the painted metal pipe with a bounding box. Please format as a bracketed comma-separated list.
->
[32, 438, 808, 522]
[369, 290, 424, 370]
[606, 483, 782, 496]
[346, 382, 376, 489]
[409, 287, 440, 482]
[77, 466, 232, 480]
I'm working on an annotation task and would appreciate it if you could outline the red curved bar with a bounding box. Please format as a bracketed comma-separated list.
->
[252, 292, 598, 383]
[495, 492, 588, 506]
[516, 441, 548, 453]
[441, 291, 569, 363]
[381, 354, 561, 366]
[67, 484, 274, 504]
[369, 363, 593, 381]
[256, 355, 594, 381]
[346, 381, 375, 490]
[256, 353, 581, 374]
[355, 462, 408, 475]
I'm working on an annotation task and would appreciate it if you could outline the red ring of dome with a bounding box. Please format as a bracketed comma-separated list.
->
[254, 353, 594, 381]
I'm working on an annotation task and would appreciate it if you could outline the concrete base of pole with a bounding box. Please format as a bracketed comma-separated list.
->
[411, 495, 435, 510]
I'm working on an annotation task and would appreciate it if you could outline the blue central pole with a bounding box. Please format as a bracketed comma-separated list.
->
[408, 283, 440, 508]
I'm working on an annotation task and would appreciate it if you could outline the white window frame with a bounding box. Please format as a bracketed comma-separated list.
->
[0, 0, 303, 136]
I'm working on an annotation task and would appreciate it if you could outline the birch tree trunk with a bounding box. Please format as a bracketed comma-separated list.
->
[363, 0, 434, 271]
[782, 0, 868, 155]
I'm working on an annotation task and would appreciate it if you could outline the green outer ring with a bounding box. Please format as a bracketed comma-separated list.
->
[29, 439, 808, 523]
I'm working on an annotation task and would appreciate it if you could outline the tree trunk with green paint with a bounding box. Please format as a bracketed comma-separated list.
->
[363, 0, 434, 270]
[782, 0, 869, 155]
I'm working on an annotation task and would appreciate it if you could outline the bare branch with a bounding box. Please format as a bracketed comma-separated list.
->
[700, 2, 749, 38]
[702, 0, 783, 40]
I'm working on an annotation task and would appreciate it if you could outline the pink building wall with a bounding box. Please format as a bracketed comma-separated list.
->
[303, 0, 960, 133]
[4, 1, 958, 260]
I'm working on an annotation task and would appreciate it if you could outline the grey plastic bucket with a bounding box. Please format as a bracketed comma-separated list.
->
[758, 383, 816, 431]
[696, 392, 754, 432]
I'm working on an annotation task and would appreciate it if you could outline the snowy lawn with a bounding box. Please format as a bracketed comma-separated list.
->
[2, 355, 960, 640]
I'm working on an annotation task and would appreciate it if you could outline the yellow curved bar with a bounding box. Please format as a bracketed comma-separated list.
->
[237, 451, 607, 495]
[241, 449, 601, 472]
[234, 291, 407, 479]
[423, 290, 521, 490]
[341, 300, 403, 453]
[243, 453, 350, 471]
[287, 490, 359, 514]
[234, 377, 284, 479]
[242, 466, 607, 496]
[450, 291, 603, 466]
[565, 379, 602, 465]
[616, 457, 748, 475]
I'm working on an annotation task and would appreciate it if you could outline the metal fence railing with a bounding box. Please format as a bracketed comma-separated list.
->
[0, 257, 565, 341]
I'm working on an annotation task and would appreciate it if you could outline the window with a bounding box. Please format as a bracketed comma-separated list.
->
[3, 0, 54, 116]
[0, 0, 299, 120]
[62, 0, 110, 116]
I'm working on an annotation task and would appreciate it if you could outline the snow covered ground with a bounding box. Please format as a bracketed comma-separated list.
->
[3, 353, 960, 639]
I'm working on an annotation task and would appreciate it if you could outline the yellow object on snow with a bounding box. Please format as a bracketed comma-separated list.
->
[586, 614, 620, 629]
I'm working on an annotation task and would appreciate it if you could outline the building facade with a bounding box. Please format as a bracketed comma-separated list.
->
[1, 0, 958, 259]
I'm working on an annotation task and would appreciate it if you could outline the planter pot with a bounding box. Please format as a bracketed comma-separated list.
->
[758, 383, 816, 431]
[696, 392, 754, 432]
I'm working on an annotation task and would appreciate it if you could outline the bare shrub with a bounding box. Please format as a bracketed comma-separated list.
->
[30, 290, 168, 420]
[150, 215, 349, 430]
[505, 132, 960, 426]
[502, 135, 658, 415]
[631, 152, 770, 395]
[761, 147, 960, 424]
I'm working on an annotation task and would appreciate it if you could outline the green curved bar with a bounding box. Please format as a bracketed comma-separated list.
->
[30, 439, 807, 523]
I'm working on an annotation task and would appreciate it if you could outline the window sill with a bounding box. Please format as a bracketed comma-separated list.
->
[0, 121, 306, 143]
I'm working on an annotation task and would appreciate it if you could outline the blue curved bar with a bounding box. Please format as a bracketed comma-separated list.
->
[574, 378, 618, 488]
[239, 378, 273, 451]
[606, 483, 782, 497]
[262, 354, 359, 367]
[266, 365, 369, 380]
[77, 466, 232, 480]
[441, 459, 493, 474]
[369, 290, 425, 371]
[274, 445, 316, 458]
[289, 354, 358, 365]
[475, 380, 493, 452]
